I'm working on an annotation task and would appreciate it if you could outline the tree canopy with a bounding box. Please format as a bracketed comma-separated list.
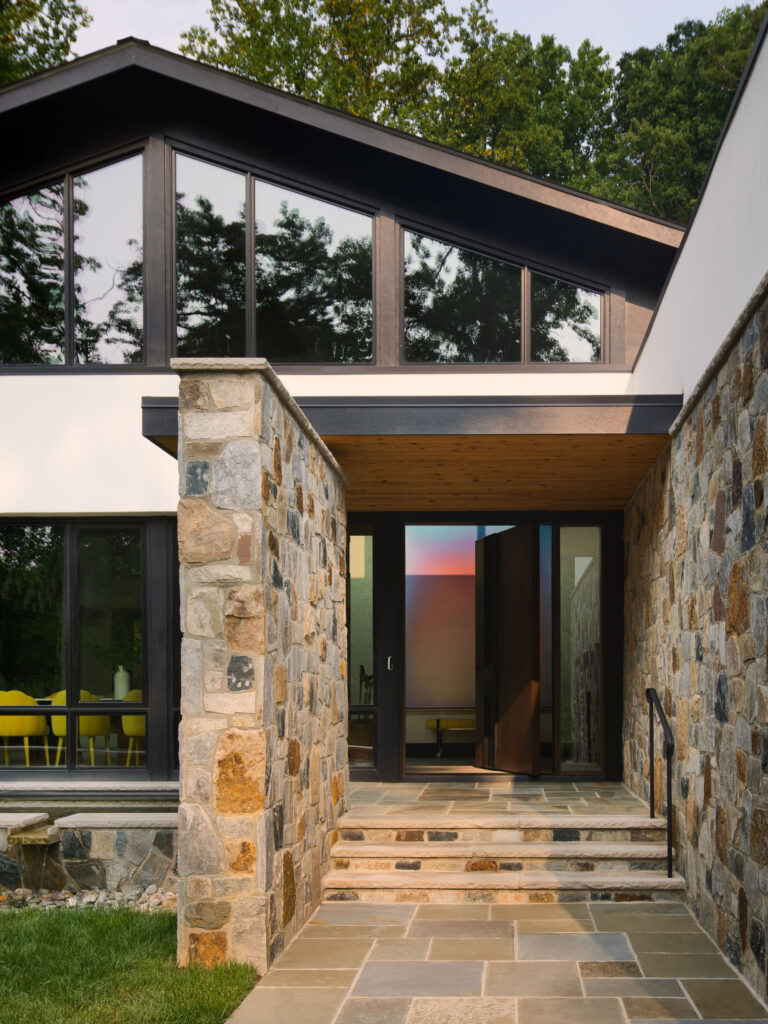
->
[181, 0, 768, 223]
[0, 0, 91, 86]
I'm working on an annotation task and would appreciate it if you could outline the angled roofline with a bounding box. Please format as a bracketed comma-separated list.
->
[632, 9, 768, 370]
[0, 37, 684, 248]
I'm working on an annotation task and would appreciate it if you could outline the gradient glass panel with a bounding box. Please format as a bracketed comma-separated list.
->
[531, 272, 601, 362]
[0, 524, 65, 701]
[74, 155, 144, 363]
[0, 184, 65, 363]
[77, 529, 142, 701]
[176, 155, 246, 356]
[0, 712, 60, 769]
[559, 526, 601, 772]
[348, 712, 374, 768]
[255, 179, 372, 362]
[348, 534, 374, 706]
[405, 525, 511, 711]
[404, 232, 521, 363]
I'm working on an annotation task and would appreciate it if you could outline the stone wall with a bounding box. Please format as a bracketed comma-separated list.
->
[174, 359, 348, 973]
[624, 291, 768, 998]
[0, 813, 177, 892]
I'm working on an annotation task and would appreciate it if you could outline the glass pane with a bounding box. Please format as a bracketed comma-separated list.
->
[0, 184, 65, 363]
[404, 232, 521, 363]
[77, 706, 146, 768]
[0, 712, 61, 768]
[559, 526, 601, 772]
[255, 180, 372, 363]
[176, 155, 246, 356]
[348, 712, 374, 768]
[77, 529, 142, 701]
[531, 272, 601, 362]
[348, 534, 374, 706]
[0, 524, 65, 700]
[74, 156, 144, 363]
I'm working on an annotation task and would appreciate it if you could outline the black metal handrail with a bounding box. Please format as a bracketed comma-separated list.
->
[646, 688, 675, 877]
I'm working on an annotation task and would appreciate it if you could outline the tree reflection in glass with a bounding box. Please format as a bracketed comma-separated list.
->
[0, 524, 65, 699]
[404, 232, 522, 363]
[175, 155, 247, 357]
[255, 181, 372, 363]
[531, 272, 601, 362]
[0, 185, 65, 363]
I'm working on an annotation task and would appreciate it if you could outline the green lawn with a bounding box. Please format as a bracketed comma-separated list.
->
[0, 908, 257, 1024]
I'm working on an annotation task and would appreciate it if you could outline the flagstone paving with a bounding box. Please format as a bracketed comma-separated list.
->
[227, 900, 768, 1024]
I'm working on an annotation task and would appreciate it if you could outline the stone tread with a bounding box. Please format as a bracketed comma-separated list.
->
[331, 841, 668, 860]
[337, 813, 663, 830]
[323, 869, 686, 891]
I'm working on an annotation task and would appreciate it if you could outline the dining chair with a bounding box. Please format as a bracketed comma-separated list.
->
[0, 690, 49, 767]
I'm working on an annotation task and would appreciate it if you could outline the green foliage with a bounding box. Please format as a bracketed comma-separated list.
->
[0, 908, 257, 1024]
[181, 0, 457, 132]
[0, 0, 91, 86]
[596, 3, 768, 221]
[182, 0, 768, 223]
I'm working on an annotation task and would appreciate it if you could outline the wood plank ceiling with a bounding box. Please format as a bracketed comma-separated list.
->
[323, 434, 669, 511]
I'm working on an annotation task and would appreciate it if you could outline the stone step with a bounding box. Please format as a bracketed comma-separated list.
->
[322, 868, 686, 904]
[336, 814, 667, 845]
[331, 840, 669, 873]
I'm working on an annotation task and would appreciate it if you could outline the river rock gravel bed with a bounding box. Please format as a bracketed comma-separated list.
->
[0, 883, 177, 911]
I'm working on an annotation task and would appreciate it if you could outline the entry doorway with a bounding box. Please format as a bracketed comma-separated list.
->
[347, 513, 623, 782]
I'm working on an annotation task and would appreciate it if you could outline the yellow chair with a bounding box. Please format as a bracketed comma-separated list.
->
[121, 689, 145, 766]
[50, 690, 111, 767]
[0, 690, 49, 767]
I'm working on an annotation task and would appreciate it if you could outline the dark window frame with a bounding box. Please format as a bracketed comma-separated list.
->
[0, 139, 614, 373]
[400, 222, 607, 367]
[0, 144, 149, 369]
[0, 517, 178, 780]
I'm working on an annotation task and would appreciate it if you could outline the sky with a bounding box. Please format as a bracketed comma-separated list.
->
[75, 0, 737, 62]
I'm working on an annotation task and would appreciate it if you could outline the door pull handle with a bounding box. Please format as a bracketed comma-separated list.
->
[387, 656, 395, 671]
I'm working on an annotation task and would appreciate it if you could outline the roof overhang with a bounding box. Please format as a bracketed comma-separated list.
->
[143, 393, 680, 510]
[0, 39, 684, 249]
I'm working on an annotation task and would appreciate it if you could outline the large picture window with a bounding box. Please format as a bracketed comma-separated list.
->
[175, 154, 374, 363]
[0, 154, 144, 365]
[0, 520, 177, 775]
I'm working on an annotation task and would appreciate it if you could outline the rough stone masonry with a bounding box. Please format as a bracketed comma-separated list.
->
[624, 289, 768, 999]
[173, 359, 348, 973]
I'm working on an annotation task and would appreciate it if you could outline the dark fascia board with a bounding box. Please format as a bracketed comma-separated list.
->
[143, 393, 682, 445]
[632, 10, 768, 370]
[0, 39, 684, 249]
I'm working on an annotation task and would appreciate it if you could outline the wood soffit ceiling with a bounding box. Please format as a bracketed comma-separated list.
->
[324, 434, 669, 511]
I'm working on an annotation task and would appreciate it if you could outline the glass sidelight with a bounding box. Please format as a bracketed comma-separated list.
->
[348, 533, 376, 767]
[558, 526, 602, 773]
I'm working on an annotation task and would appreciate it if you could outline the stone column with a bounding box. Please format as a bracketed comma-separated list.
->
[173, 358, 348, 972]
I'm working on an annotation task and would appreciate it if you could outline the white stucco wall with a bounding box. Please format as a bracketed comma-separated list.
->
[633, 31, 768, 400]
[280, 371, 633, 398]
[0, 374, 179, 515]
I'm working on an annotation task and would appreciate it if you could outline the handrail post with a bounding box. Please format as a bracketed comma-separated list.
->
[666, 747, 673, 878]
[648, 693, 655, 819]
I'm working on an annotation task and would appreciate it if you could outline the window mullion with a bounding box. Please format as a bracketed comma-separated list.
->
[64, 174, 75, 364]
[246, 173, 256, 356]
[521, 265, 531, 364]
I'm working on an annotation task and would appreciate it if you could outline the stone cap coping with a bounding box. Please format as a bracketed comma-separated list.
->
[54, 812, 178, 829]
[0, 812, 49, 834]
[171, 357, 348, 484]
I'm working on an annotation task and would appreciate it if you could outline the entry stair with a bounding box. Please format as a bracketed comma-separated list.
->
[324, 812, 686, 903]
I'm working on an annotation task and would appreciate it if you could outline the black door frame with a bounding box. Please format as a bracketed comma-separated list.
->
[348, 510, 624, 782]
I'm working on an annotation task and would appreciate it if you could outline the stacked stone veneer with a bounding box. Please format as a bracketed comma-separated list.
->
[174, 359, 348, 973]
[624, 290, 768, 997]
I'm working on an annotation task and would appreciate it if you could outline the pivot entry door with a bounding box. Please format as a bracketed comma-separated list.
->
[475, 523, 540, 775]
